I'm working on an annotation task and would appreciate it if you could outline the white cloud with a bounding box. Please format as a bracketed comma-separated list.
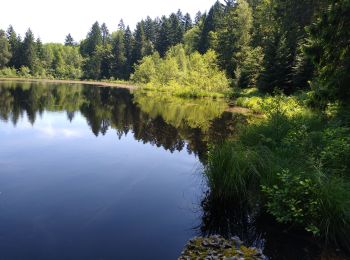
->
[37, 125, 82, 138]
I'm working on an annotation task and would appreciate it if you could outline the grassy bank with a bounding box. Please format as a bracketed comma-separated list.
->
[205, 90, 350, 250]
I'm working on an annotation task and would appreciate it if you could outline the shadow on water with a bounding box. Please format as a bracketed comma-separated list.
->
[197, 192, 346, 260]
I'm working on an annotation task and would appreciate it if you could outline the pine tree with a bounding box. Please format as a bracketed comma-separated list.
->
[99, 44, 113, 79]
[124, 26, 134, 76]
[101, 23, 110, 45]
[0, 30, 12, 68]
[22, 28, 37, 71]
[65, 34, 75, 46]
[112, 30, 127, 79]
[194, 11, 203, 25]
[156, 16, 171, 56]
[6, 25, 22, 68]
[143, 16, 158, 44]
[258, 32, 293, 93]
[168, 13, 184, 46]
[217, 0, 257, 81]
[132, 21, 148, 64]
[198, 1, 225, 53]
[184, 13, 193, 31]
[80, 22, 103, 57]
[305, 0, 350, 104]
[118, 19, 126, 31]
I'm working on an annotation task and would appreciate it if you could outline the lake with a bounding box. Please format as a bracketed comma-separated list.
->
[0, 81, 240, 259]
[0, 81, 328, 259]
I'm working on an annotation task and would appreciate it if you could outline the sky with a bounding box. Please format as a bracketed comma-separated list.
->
[1, 0, 217, 43]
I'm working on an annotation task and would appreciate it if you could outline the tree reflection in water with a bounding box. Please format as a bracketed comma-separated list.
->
[0, 81, 246, 163]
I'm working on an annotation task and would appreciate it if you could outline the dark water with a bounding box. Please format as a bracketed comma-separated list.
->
[0, 81, 340, 260]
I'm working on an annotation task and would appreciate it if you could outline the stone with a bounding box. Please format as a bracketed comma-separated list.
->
[178, 235, 266, 260]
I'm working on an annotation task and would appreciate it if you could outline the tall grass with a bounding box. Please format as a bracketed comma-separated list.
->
[206, 143, 275, 200]
[204, 93, 350, 250]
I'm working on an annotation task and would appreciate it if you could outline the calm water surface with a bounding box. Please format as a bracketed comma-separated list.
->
[0, 81, 240, 260]
[0, 81, 334, 260]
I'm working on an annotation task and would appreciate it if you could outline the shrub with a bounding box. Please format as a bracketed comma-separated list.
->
[18, 66, 31, 78]
[132, 44, 230, 98]
[0, 67, 18, 77]
[261, 170, 322, 235]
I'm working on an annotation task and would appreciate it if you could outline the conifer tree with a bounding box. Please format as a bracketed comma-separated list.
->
[22, 29, 37, 71]
[101, 23, 110, 45]
[132, 21, 148, 64]
[198, 1, 225, 53]
[118, 19, 126, 31]
[0, 30, 12, 68]
[65, 34, 75, 46]
[124, 26, 134, 76]
[6, 25, 21, 68]
[305, 0, 350, 104]
[156, 16, 171, 56]
[80, 22, 102, 57]
[184, 13, 193, 31]
[112, 30, 127, 79]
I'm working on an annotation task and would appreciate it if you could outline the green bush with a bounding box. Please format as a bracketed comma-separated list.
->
[261, 170, 322, 235]
[18, 66, 31, 78]
[0, 67, 18, 77]
[132, 44, 230, 98]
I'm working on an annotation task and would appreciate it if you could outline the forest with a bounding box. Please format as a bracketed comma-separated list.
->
[0, 0, 350, 255]
[0, 0, 347, 103]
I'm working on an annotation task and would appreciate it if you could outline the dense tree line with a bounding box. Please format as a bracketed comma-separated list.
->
[0, 26, 83, 78]
[0, 0, 349, 103]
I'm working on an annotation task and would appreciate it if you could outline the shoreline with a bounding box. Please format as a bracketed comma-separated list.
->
[0, 77, 139, 91]
[0, 77, 257, 116]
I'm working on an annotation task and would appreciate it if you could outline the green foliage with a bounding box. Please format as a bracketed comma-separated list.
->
[44, 44, 83, 79]
[262, 170, 321, 235]
[132, 45, 230, 97]
[235, 88, 306, 115]
[319, 127, 350, 176]
[183, 26, 201, 53]
[262, 170, 350, 247]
